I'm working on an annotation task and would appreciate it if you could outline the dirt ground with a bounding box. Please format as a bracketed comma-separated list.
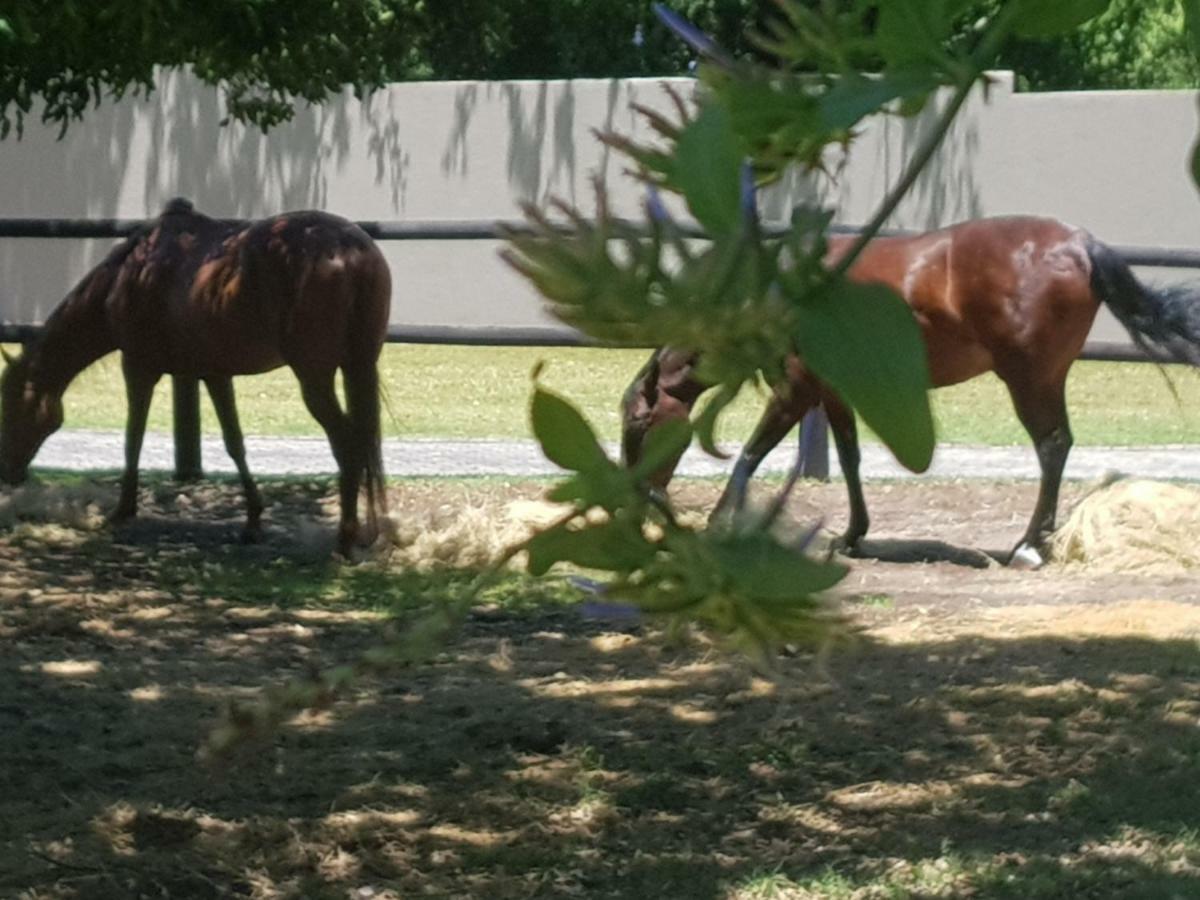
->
[1, 475, 1199, 899]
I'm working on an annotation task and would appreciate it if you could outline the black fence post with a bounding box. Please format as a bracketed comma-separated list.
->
[172, 376, 203, 481]
[798, 407, 830, 481]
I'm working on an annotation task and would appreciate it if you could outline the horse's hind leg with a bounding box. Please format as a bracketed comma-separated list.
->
[295, 368, 359, 557]
[203, 375, 264, 542]
[1002, 372, 1073, 569]
[714, 392, 806, 518]
[113, 361, 162, 523]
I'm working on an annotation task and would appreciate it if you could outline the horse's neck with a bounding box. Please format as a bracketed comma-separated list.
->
[32, 267, 119, 395]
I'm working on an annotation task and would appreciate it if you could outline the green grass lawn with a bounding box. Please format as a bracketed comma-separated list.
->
[9, 343, 1200, 446]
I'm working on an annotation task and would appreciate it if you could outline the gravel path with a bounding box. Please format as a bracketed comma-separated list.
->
[34, 429, 1200, 482]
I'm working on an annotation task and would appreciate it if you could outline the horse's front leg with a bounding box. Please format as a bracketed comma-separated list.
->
[204, 375, 264, 542]
[714, 394, 803, 520]
[827, 401, 868, 555]
[113, 362, 162, 523]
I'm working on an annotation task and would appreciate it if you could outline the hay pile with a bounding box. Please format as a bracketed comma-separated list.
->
[1050, 479, 1200, 574]
[386, 498, 709, 572]
[388, 498, 570, 571]
[0, 481, 110, 532]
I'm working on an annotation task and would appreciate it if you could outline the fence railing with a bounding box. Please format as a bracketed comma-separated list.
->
[2, 216, 1198, 479]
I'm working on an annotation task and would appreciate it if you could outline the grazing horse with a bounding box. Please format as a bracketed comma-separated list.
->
[0, 198, 392, 556]
[622, 216, 1200, 568]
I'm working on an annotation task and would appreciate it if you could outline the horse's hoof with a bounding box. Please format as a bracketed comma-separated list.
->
[240, 526, 263, 545]
[830, 535, 864, 558]
[1008, 543, 1045, 570]
[107, 509, 136, 527]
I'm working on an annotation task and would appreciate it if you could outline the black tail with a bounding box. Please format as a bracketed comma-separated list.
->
[345, 359, 386, 534]
[344, 253, 391, 539]
[1088, 237, 1200, 366]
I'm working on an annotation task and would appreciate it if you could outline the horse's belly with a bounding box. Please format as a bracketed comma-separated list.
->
[924, 332, 993, 387]
[122, 330, 285, 377]
[174, 336, 284, 376]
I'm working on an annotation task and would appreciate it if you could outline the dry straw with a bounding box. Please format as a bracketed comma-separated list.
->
[1050, 478, 1200, 574]
[388, 498, 569, 571]
[0, 481, 110, 532]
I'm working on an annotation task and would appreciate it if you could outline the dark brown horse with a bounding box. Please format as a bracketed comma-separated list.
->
[622, 216, 1200, 568]
[0, 198, 391, 556]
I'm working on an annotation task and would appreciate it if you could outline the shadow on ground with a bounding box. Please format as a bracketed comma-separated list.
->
[1, 477, 1199, 898]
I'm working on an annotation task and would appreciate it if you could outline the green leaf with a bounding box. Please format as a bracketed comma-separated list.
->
[1011, 0, 1112, 38]
[530, 386, 609, 473]
[1185, 0, 1200, 194]
[525, 518, 654, 576]
[1192, 129, 1200, 197]
[709, 531, 847, 601]
[692, 382, 740, 459]
[875, 0, 952, 68]
[791, 279, 934, 472]
[674, 103, 745, 238]
[631, 418, 694, 482]
[546, 465, 639, 512]
[819, 70, 941, 131]
[714, 75, 827, 170]
[1186, 0, 1200, 55]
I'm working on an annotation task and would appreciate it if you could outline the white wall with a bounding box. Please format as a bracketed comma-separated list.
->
[2, 71, 1199, 346]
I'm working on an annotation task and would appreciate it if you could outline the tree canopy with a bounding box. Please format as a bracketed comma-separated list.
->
[0, 0, 420, 135]
[990, 0, 1199, 90]
[2, 0, 1197, 136]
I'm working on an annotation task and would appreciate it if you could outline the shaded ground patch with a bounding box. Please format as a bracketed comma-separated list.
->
[1, 474, 1199, 898]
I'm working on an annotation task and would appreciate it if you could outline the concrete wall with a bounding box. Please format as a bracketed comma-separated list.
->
[2, 71, 1199, 346]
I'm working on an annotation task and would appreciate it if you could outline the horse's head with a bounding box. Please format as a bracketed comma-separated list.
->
[0, 347, 63, 485]
[620, 349, 701, 488]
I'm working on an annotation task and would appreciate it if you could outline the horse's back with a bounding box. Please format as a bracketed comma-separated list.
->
[111, 205, 390, 377]
[826, 216, 1096, 387]
[248, 211, 392, 372]
[939, 217, 1098, 376]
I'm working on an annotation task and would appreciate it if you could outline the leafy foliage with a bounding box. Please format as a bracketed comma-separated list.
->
[0, 0, 421, 135]
[524, 381, 846, 663]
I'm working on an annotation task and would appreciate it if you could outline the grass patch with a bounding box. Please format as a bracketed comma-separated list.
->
[853, 593, 894, 609]
[7, 343, 1199, 446]
[157, 551, 578, 615]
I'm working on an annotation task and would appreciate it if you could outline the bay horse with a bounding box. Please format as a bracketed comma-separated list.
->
[622, 216, 1200, 568]
[0, 198, 391, 557]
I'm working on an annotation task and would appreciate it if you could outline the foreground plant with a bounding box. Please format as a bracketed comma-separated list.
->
[502, 0, 1138, 656]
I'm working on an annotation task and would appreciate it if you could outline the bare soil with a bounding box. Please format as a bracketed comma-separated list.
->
[2, 475, 1199, 899]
